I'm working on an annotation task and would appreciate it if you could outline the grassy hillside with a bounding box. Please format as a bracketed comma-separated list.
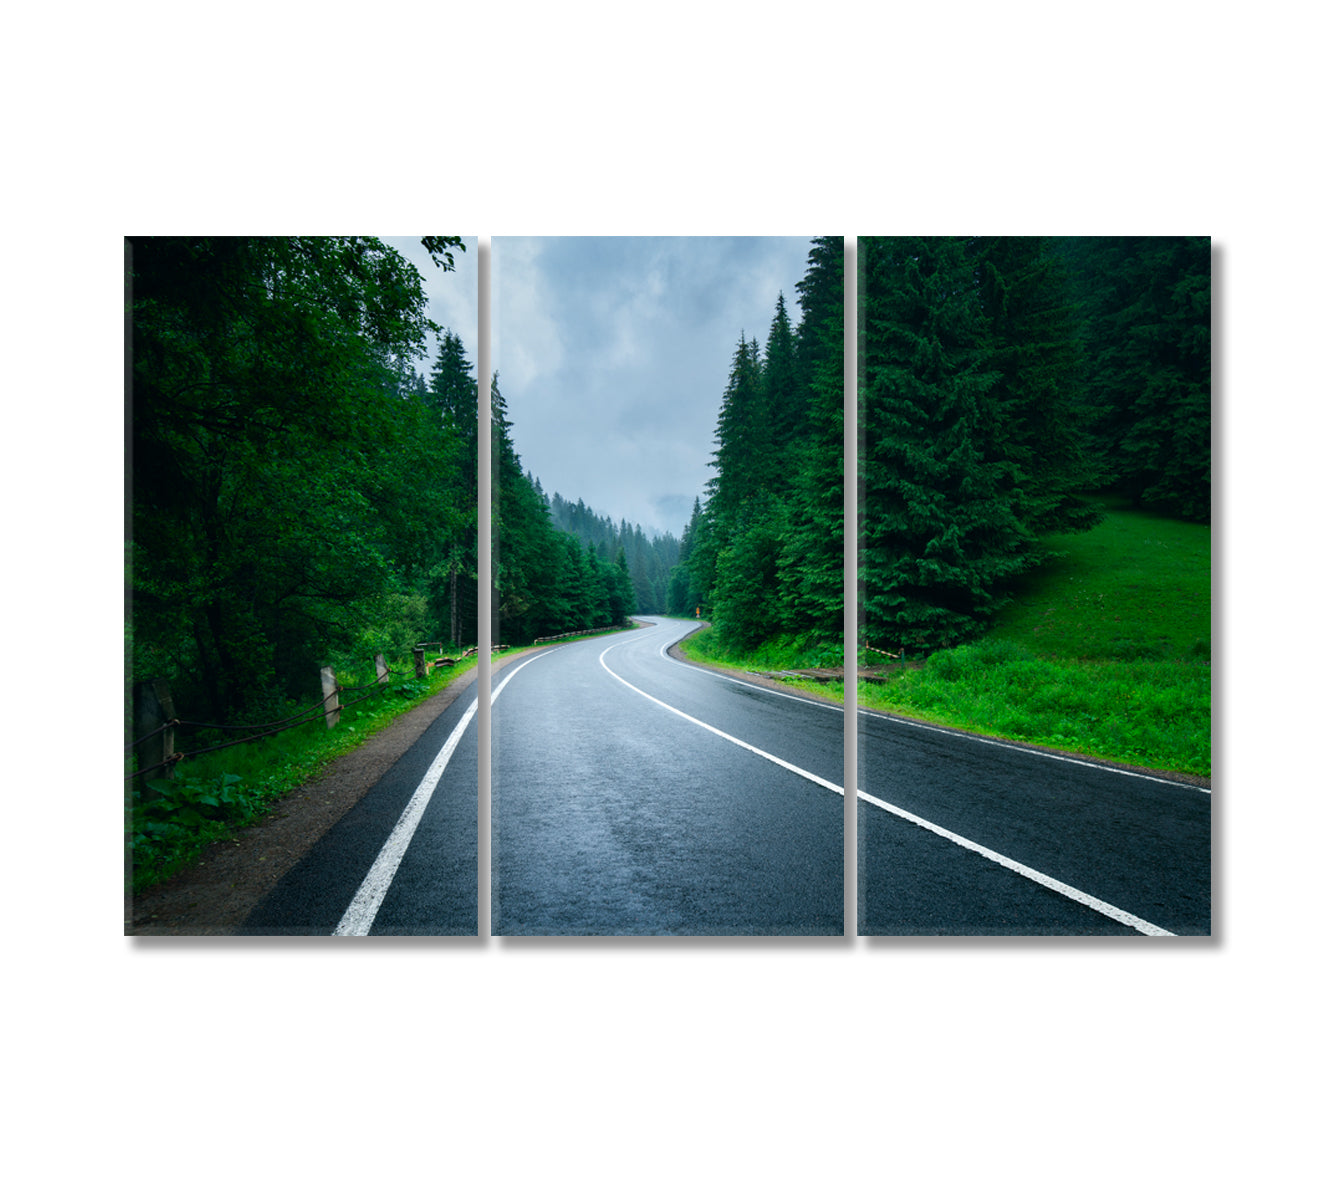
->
[860, 500, 1211, 777]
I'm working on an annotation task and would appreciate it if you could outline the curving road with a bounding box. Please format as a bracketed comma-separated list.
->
[236, 611, 1206, 938]
[491, 617, 845, 935]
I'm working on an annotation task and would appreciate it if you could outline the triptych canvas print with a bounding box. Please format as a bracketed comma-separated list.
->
[126, 235, 1211, 938]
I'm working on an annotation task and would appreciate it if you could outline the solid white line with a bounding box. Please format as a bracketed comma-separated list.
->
[599, 641, 844, 797]
[601, 637, 1175, 937]
[332, 650, 555, 936]
[857, 789, 1176, 936]
[861, 706, 1211, 794]
[658, 633, 845, 717]
[649, 620, 1206, 795]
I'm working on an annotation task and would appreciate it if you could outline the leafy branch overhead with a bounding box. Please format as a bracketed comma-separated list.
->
[422, 235, 466, 274]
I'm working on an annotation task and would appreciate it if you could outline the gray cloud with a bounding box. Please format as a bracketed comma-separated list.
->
[494, 236, 814, 536]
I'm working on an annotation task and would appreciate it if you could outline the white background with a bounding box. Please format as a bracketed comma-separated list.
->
[6, 2, 1326, 1196]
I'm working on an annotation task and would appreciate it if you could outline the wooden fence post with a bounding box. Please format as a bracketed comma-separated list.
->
[133, 678, 177, 781]
[321, 667, 340, 728]
[413, 648, 427, 678]
[374, 653, 389, 685]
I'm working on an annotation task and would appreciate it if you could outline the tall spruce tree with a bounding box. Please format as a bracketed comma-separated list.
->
[778, 236, 845, 642]
[706, 334, 767, 520]
[425, 329, 479, 646]
[761, 292, 801, 478]
[859, 236, 1040, 652]
[491, 373, 557, 644]
[669, 497, 707, 616]
[701, 334, 784, 649]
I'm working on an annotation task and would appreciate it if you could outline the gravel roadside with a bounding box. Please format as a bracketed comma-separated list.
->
[126, 666, 482, 936]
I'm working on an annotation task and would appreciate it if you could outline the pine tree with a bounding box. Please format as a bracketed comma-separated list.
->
[706, 334, 767, 522]
[711, 494, 784, 649]
[672, 497, 707, 616]
[491, 373, 554, 643]
[778, 236, 845, 641]
[430, 331, 478, 437]
[630, 548, 654, 614]
[859, 236, 1039, 652]
[425, 329, 479, 646]
[703, 334, 785, 649]
[761, 292, 800, 478]
[610, 546, 636, 625]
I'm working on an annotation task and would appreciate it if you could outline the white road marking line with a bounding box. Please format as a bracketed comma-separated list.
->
[649, 619, 1207, 795]
[602, 637, 1175, 937]
[857, 789, 1175, 936]
[332, 650, 556, 937]
[658, 633, 846, 716]
[599, 641, 845, 797]
[861, 706, 1210, 793]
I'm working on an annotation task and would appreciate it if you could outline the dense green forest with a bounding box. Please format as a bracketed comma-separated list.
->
[859, 235, 1210, 656]
[677, 235, 1208, 660]
[130, 235, 1208, 728]
[490, 376, 660, 645]
[129, 236, 480, 727]
[492, 464, 682, 643]
[543, 492, 681, 617]
[129, 236, 658, 729]
[672, 237, 846, 651]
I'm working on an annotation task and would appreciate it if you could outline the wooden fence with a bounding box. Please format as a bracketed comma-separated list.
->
[127, 640, 492, 783]
[128, 625, 627, 782]
[533, 624, 626, 645]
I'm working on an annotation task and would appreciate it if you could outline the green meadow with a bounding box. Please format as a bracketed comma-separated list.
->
[682, 500, 1211, 779]
[858, 500, 1211, 778]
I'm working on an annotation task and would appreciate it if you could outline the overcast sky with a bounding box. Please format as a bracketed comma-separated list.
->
[493, 236, 815, 538]
[383, 235, 479, 383]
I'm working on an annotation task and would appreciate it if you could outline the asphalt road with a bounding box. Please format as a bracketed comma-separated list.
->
[857, 706, 1212, 936]
[241, 675, 481, 936]
[491, 617, 844, 935]
[236, 614, 1207, 939]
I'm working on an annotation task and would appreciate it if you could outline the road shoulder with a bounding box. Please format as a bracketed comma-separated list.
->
[126, 666, 480, 936]
[666, 637, 1209, 792]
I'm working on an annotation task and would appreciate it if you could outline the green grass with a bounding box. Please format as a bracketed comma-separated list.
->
[126, 653, 478, 893]
[987, 501, 1211, 660]
[679, 501, 1211, 779]
[859, 643, 1210, 776]
[680, 627, 847, 707]
[860, 500, 1212, 778]
[127, 627, 633, 894]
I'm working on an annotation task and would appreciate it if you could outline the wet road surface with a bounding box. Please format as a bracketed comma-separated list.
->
[858, 707, 1211, 936]
[491, 618, 844, 935]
